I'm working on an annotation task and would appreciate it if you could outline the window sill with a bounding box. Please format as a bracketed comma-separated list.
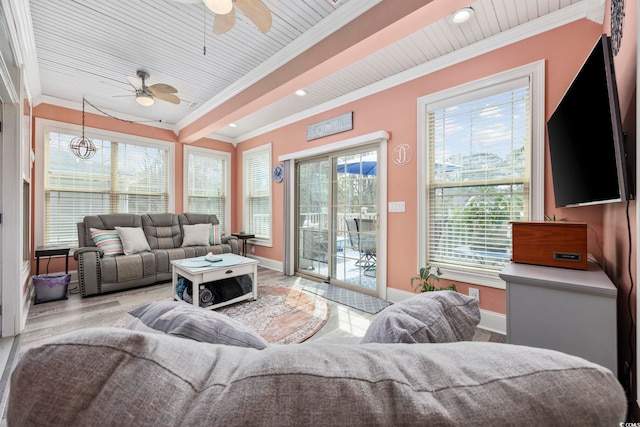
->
[249, 239, 272, 248]
[435, 264, 507, 290]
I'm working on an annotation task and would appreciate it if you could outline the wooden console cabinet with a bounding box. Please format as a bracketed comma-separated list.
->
[499, 261, 617, 374]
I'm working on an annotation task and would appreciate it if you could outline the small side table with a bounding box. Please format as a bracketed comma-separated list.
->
[231, 233, 255, 257]
[35, 246, 70, 275]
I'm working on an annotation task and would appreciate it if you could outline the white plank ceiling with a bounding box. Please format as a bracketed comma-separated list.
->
[27, 0, 589, 142]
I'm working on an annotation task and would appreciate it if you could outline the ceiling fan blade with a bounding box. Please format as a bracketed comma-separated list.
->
[147, 83, 178, 94]
[235, 0, 272, 33]
[126, 76, 142, 90]
[213, 7, 236, 34]
[153, 92, 181, 105]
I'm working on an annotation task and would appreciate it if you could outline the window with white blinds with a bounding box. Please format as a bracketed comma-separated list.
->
[243, 144, 271, 243]
[184, 146, 230, 234]
[424, 76, 532, 275]
[44, 129, 171, 247]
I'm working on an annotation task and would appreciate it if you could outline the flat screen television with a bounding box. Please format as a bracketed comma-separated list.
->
[547, 34, 632, 207]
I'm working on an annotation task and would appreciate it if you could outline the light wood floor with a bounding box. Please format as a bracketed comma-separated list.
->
[18, 267, 504, 356]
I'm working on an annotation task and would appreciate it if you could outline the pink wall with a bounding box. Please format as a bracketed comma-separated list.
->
[31, 104, 235, 274]
[235, 17, 606, 315]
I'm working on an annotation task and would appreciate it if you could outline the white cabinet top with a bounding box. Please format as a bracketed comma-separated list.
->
[499, 261, 617, 298]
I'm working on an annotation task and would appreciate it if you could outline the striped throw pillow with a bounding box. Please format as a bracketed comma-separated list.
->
[90, 228, 124, 257]
[210, 224, 222, 245]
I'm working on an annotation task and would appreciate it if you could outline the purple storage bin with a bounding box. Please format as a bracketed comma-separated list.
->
[33, 274, 70, 304]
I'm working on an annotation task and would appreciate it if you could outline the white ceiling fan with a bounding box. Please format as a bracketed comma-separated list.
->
[126, 70, 180, 107]
[172, 0, 272, 34]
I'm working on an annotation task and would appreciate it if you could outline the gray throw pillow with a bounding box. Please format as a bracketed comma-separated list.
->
[125, 300, 268, 349]
[361, 290, 480, 344]
[115, 226, 151, 255]
[181, 223, 211, 247]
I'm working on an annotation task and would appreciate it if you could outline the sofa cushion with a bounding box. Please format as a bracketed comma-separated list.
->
[116, 227, 151, 255]
[142, 213, 182, 249]
[8, 329, 627, 426]
[361, 291, 480, 344]
[89, 228, 124, 257]
[125, 301, 268, 349]
[182, 224, 211, 247]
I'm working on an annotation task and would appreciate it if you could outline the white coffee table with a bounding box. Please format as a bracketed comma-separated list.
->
[171, 254, 259, 310]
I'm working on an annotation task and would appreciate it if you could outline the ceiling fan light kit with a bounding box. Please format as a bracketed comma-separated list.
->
[136, 92, 155, 106]
[126, 69, 180, 107]
[172, 0, 272, 34]
[204, 0, 233, 15]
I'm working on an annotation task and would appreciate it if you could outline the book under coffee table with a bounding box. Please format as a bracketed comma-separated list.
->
[171, 254, 259, 310]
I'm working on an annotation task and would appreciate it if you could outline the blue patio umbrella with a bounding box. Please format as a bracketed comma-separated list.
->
[336, 160, 376, 176]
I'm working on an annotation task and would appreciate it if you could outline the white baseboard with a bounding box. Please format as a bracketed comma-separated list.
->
[477, 309, 506, 335]
[247, 255, 282, 272]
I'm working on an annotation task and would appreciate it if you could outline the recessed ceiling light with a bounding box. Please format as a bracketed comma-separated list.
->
[229, 123, 238, 128]
[295, 89, 307, 97]
[451, 7, 474, 24]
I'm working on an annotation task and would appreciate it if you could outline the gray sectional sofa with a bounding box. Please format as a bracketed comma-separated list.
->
[8, 291, 627, 424]
[74, 213, 239, 296]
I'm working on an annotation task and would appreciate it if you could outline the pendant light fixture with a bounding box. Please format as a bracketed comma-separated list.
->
[69, 98, 97, 159]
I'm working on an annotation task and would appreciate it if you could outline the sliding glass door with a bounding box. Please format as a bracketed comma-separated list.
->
[296, 146, 379, 296]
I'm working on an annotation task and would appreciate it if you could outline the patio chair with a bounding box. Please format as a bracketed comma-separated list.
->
[345, 218, 376, 276]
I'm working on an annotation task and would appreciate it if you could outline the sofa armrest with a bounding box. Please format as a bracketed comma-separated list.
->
[73, 247, 104, 260]
[221, 235, 240, 255]
[74, 248, 103, 296]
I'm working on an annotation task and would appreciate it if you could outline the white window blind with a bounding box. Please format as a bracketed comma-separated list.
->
[186, 149, 228, 232]
[244, 146, 271, 241]
[426, 78, 531, 272]
[45, 131, 170, 247]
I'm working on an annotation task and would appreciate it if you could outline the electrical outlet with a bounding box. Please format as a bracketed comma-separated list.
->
[251, 245, 255, 253]
[469, 287, 480, 302]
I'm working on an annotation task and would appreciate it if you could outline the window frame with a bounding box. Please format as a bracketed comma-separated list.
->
[35, 118, 175, 248]
[417, 61, 545, 289]
[242, 143, 272, 247]
[183, 145, 232, 236]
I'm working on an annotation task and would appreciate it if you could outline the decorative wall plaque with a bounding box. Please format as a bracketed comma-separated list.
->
[306, 112, 353, 141]
[392, 144, 413, 166]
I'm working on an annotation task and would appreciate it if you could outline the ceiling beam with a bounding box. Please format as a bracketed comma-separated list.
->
[177, 0, 472, 143]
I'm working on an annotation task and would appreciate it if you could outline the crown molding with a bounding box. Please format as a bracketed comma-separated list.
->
[4, 0, 41, 100]
[174, 0, 382, 131]
[234, 1, 591, 143]
[205, 132, 236, 146]
[585, 0, 606, 24]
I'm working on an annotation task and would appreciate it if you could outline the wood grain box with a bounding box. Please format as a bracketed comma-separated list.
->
[511, 222, 588, 270]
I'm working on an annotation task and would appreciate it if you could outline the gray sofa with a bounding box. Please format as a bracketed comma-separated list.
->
[8, 328, 626, 426]
[7, 292, 628, 425]
[74, 213, 239, 296]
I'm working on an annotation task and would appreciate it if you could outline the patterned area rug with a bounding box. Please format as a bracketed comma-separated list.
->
[114, 283, 330, 345]
[302, 282, 392, 314]
[218, 285, 329, 344]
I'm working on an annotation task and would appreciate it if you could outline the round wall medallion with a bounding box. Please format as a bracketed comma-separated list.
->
[272, 163, 284, 183]
[392, 144, 413, 166]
